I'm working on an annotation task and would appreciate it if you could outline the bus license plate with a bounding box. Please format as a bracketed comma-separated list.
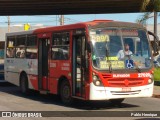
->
[122, 87, 131, 91]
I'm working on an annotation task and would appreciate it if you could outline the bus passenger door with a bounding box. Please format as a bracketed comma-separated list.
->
[72, 29, 87, 98]
[38, 34, 51, 91]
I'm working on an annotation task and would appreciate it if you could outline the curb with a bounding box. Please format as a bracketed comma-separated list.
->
[153, 85, 160, 98]
[153, 94, 160, 98]
[154, 81, 160, 86]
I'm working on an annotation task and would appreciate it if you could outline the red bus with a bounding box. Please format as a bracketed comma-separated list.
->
[4, 20, 159, 104]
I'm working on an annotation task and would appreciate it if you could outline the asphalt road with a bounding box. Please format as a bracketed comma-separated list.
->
[0, 83, 160, 120]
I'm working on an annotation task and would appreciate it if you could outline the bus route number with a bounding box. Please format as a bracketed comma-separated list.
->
[91, 35, 109, 42]
[138, 73, 151, 78]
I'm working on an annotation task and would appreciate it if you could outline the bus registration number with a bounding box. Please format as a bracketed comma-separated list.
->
[122, 87, 131, 91]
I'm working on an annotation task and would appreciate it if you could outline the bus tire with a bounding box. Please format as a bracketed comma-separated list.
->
[109, 98, 124, 105]
[20, 74, 29, 95]
[60, 80, 73, 105]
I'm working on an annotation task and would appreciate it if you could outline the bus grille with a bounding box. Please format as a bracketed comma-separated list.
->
[111, 90, 141, 95]
[107, 78, 144, 87]
[101, 74, 112, 79]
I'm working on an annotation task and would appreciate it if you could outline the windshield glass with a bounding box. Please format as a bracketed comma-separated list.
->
[90, 28, 152, 70]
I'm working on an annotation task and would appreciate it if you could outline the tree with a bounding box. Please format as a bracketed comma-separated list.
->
[137, 0, 160, 36]
[141, 0, 160, 12]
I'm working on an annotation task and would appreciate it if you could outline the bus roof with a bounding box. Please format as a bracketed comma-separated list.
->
[35, 20, 145, 33]
[6, 30, 34, 37]
[6, 20, 145, 36]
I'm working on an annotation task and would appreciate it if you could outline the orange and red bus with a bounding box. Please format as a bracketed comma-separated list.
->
[4, 20, 159, 104]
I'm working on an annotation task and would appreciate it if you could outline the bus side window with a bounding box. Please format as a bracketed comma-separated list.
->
[30, 53, 37, 59]
[7, 48, 15, 58]
[26, 35, 37, 59]
[52, 51, 59, 60]
[26, 52, 37, 59]
[52, 32, 70, 60]
[52, 48, 68, 60]
[16, 35, 26, 58]
[16, 47, 25, 58]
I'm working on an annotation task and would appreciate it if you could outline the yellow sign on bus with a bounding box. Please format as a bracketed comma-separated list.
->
[24, 23, 30, 31]
[100, 61, 125, 69]
[91, 35, 109, 42]
[106, 57, 118, 61]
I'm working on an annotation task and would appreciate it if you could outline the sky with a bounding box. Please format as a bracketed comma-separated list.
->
[0, 13, 160, 27]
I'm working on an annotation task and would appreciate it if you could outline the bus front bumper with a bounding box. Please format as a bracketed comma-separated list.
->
[89, 82, 154, 100]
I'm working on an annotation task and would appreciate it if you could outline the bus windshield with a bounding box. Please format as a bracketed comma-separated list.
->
[90, 28, 152, 70]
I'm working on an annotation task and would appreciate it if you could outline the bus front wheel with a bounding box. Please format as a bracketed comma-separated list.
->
[60, 80, 73, 105]
[20, 74, 29, 94]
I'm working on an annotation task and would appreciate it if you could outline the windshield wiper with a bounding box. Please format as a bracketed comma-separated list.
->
[106, 44, 112, 73]
[134, 63, 141, 73]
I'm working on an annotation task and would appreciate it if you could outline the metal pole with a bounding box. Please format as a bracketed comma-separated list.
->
[60, 15, 64, 25]
[154, 11, 157, 37]
[8, 16, 10, 32]
[56, 15, 57, 26]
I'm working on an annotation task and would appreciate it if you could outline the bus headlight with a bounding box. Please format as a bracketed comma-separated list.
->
[92, 74, 103, 86]
[148, 74, 153, 84]
[148, 79, 153, 84]
[93, 75, 98, 81]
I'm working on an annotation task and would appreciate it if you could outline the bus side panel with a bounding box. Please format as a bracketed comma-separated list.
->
[28, 75, 38, 90]
[27, 59, 38, 90]
[5, 58, 20, 86]
[49, 61, 71, 94]
[5, 71, 19, 86]
[5, 58, 38, 90]
[49, 61, 59, 94]
[49, 78, 58, 94]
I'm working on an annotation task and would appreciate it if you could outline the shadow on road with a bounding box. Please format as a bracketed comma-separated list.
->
[0, 82, 139, 110]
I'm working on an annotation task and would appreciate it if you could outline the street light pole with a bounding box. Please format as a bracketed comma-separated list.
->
[8, 16, 10, 32]
[60, 15, 64, 25]
[154, 11, 157, 37]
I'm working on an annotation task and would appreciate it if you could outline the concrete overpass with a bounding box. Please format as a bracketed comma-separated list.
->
[0, 0, 156, 15]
